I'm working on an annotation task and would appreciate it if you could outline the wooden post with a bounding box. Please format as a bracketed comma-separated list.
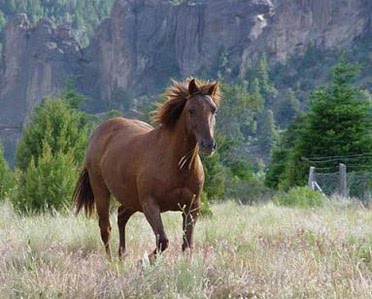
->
[308, 166, 315, 189]
[339, 163, 348, 197]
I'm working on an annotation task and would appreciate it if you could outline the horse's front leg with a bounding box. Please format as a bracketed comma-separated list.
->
[182, 198, 200, 252]
[142, 198, 169, 263]
[117, 206, 135, 259]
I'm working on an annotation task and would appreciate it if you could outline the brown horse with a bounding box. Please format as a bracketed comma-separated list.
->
[73, 78, 220, 261]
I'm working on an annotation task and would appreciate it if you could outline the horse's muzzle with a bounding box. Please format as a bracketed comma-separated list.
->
[199, 139, 216, 156]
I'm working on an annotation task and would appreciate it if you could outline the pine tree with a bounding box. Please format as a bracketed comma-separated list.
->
[264, 116, 303, 189]
[257, 109, 278, 161]
[0, 146, 14, 200]
[16, 96, 91, 172]
[276, 88, 300, 126]
[279, 61, 372, 189]
[14, 143, 77, 213]
[255, 54, 277, 101]
[14, 93, 94, 213]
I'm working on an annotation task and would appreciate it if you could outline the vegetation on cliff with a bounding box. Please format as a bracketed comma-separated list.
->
[0, 0, 115, 46]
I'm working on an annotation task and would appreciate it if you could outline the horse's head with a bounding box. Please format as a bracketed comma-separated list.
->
[184, 79, 220, 156]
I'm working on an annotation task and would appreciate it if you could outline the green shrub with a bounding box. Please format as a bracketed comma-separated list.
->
[273, 186, 324, 208]
[228, 176, 272, 205]
[0, 147, 14, 199]
[200, 192, 213, 217]
[16, 97, 91, 172]
[13, 94, 91, 213]
[13, 144, 78, 213]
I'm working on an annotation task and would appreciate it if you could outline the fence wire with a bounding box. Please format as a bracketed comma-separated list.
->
[314, 171, 371, 201]
[347, 172, 372, 201]
[314, 172, 339, 196]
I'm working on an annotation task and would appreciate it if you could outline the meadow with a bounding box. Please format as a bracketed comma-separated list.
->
[0, 200, 371, 298]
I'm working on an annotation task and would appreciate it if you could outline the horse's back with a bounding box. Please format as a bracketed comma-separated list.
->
[86, 117, 153, 169]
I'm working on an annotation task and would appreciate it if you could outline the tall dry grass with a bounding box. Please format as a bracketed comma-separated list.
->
[0, 200, 371, 298]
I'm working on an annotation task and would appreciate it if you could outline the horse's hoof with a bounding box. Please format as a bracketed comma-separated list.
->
[148, 252, 157, 265]
[118, 249, 128, 261]
[137, 253, 150, 269]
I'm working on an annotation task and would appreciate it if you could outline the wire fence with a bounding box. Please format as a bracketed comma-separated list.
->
[347, 172, 372, 200]
[313, 172, 338, 195]
[305, 153, 372, 202]
[314, 171, 372, 201]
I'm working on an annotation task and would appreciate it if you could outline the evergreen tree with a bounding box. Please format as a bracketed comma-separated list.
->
[264, 116, 303, 189]
[14, 93, 94, 213]
[14, 143, 77, 213]
[278, 61, 372, 189]
[276, 88, 300, 126]
[255, 54, 277, 102]
[257, 109, 278, 161]
[0, 146, 14, 199]
[217, 48, 231, 80]
[16, 96, 91, 172]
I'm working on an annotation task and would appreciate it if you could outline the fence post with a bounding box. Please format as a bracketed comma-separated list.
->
[308, 166, 315, 189]
[339, 163, 348, 197]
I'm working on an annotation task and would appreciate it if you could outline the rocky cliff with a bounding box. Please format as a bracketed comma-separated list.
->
[0, 14, 82, 126]
[249, 0, 372, 63]
[0, 0, 370, 161]
[79, 0, 272, 107]
[82, 0, 371, 102]
[0, 14, 83, 161]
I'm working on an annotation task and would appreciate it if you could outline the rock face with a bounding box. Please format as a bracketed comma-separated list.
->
[250, 0, 372, 63]
[0, 14, 83, 162]
[0, 15, 82, 126]
[81, 0, 371, 102]
[79, 0, 272, 107]
[0, 0, 370, 161]
[1, 0, 370, 117]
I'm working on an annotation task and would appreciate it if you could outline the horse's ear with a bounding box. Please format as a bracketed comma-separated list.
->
[188, 79, 199, 95]
[208, 82, 219, 97]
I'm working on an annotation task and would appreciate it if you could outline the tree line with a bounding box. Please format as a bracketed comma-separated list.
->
[0, 0, 114, 47]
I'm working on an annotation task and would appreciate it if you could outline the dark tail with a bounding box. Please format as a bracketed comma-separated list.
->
[73, 168, 95, 217]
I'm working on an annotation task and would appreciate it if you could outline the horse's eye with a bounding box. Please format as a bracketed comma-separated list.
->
[188, 109, 195, 116]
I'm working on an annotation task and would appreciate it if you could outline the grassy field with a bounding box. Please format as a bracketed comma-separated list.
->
[0, 200, 371, 298]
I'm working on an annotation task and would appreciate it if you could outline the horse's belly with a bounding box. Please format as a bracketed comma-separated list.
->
[103, 171, 142, 211]
[158, 187, 197, 212]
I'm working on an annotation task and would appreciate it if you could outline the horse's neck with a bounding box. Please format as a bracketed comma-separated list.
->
[160, 118, 198, 169]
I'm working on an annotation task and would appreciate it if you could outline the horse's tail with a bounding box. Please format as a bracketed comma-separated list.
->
[73, 167, 95, 217]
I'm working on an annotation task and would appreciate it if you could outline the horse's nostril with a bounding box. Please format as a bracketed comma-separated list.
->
[200, 140, 216, 152]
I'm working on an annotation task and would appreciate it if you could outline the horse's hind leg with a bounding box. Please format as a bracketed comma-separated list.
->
[90, 173, 112, 259]
[117, 206, 135, 259]
[142, 199, 169, 262]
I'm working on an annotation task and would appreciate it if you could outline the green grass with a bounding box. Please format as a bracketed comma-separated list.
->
[0, 200, 371, 298]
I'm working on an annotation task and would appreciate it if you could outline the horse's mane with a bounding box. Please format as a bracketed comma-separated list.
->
[153, 78, 221, 128]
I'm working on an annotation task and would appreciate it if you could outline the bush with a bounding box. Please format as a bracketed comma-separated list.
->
[273, 186, 324, 208]
[0, 147, 14, 199]
[200, 192, 213, 217]
[13, 144, 78, 213]
[228, 176, 272, 205]
[16, 97, 91, 172]
[13, 95, 92, 213]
